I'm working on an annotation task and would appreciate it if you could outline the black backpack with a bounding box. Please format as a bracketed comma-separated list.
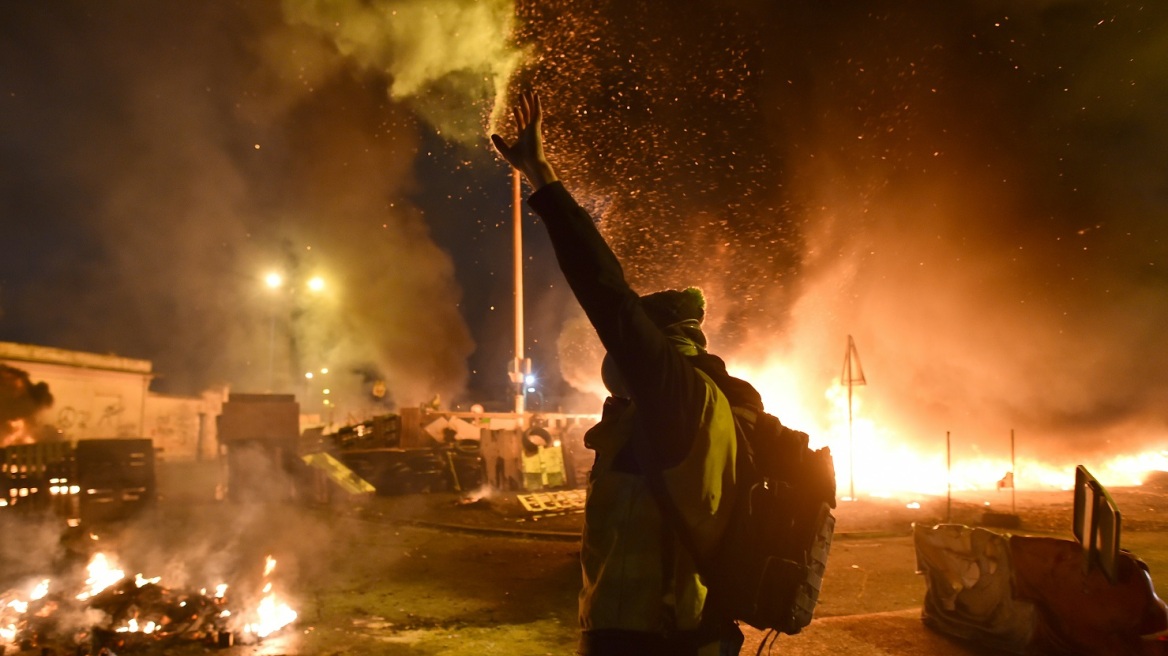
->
[644, 373, 838, 637]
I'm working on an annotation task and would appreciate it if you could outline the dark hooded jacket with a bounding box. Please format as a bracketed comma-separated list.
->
[528, 182, 753, 638]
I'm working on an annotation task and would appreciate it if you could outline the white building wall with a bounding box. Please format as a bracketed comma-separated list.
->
[1, 343, 151, 439]
[0, 342, 224, 460]
[143, 391, 224, 461]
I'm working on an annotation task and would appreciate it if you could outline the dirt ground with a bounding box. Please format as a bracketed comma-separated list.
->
[2, 465, 1166, 655]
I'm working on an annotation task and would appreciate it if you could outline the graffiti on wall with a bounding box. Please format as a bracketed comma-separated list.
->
[150, 411, 196, 446]
[56, 406, 91, 435]
[55, 398, 137, 439]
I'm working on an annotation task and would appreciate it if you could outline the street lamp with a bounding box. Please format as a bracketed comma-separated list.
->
[303, 367, 329, 416]
[524, 374, 543, 411]
[265, 270, 329, 393]
[264, 272, 285, 391]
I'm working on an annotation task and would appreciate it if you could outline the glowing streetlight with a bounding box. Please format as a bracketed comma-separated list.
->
[263, 265, 332, 395]
[264, 271, 287, 391]
[303, 368, 330, 417]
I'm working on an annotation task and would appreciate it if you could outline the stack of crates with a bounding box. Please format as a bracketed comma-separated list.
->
[0, 439, 155, 524]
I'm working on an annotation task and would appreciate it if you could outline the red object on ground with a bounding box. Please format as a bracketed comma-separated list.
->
[1010, 536, 1168, 656]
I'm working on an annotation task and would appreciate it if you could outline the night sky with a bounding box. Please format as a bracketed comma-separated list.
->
[2, 1, 1166, 458]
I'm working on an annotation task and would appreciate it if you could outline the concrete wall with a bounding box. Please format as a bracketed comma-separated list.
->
[1, 342, 152, 440]
[0, 342, 224, 461]
[143, 391, 225, 461]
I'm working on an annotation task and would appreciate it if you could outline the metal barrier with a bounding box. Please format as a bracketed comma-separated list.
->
[1072, 465, 1121, 584]
[1, 441, 76, 517]
[1, 439, 155, 524]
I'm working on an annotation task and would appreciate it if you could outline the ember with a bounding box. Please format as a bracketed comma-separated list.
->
[0, 550, 297, 652]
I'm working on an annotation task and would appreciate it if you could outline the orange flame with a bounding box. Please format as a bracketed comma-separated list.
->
[241, 555, 297, 639]
[732, 357, 1168, 497]
[2, 553, 299, 646]
[1, 578, 50, 643]
[75, 553, 125, 601]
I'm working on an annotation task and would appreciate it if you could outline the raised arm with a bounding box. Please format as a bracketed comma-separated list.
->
[491, 91, 713, 467]
[490, 90, 558, 191]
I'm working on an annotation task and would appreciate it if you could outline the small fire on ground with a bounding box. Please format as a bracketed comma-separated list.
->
[1, 548, 297, 652]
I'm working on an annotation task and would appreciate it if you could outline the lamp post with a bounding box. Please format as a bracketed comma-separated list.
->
[264, 272, 284, 391]
[508, 169, 530, 416]
[264, 269, 328, 394]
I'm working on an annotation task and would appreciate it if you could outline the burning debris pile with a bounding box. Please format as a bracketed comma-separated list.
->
[1, 548, 296, 654]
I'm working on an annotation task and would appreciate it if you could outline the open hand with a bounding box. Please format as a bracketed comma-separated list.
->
[491, 90, 558, 190]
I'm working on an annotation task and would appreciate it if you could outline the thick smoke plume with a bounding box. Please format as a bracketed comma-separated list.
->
[0, 2, 478, 408]
[512, 1, 1168, 459]
[0, 364, 53, 446]
[284, 0, 524, 146]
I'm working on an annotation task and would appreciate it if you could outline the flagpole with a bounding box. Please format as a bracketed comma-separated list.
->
[947, 430, 952, 523]
[1011, 428, 1016, 514]
[846, 347, 855, 501]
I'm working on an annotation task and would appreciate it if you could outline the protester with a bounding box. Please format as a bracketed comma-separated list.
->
[493, 91, 756, 656]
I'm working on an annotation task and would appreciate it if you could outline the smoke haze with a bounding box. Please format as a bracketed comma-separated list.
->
[284, 0, 523, 145]
[0, 1, 479, 407]
[511, 1, 1168, 457]
[2, 0, 1166, 460]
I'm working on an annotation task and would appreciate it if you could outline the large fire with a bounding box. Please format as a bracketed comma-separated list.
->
[0, 548, 297, 652]
[734, 357, 1168, 498]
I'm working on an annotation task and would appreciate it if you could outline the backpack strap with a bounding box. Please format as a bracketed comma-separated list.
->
[642, 458, 711, 575]
[634, 400, 747, 583]
[731, 406, 758, 428]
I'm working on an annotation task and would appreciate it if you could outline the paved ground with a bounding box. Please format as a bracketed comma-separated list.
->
[2, 466, 1166, 655]
[347, 482, 1168, 655]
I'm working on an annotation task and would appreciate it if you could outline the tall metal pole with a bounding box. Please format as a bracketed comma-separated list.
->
[268, 312, 276, 392]
[512, 169, 526, 415]
[946, 430, 952, 523]
[1011, 428, 1017, 514]
[841, 335, 866, 501]
[846, 351, 854, 501]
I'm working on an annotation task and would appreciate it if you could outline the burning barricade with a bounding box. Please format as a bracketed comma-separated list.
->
[1, 549, 296, 653]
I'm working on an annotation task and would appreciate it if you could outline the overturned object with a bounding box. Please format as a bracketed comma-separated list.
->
[915, 467, 1168, 655]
